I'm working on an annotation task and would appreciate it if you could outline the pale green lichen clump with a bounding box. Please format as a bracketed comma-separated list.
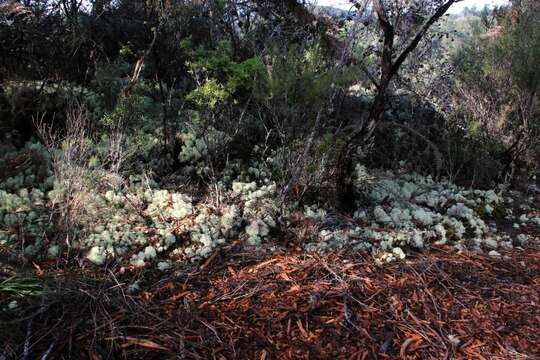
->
[303, 170, 531, 263]
[75, 179, 280, 266]
[232, 181, 278, 245]
[1, 138, 537, 269]
[0, 189, 51, 255]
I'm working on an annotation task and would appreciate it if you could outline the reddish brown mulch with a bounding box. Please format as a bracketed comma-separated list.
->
[2, 248, 540, 359]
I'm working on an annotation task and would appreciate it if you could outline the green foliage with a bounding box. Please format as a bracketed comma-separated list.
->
[266, 44, 341, 111]
[1, 0, 539, 281]
[186, 79, 230, 109]
[0, 276, 43, 297]
[2, 81, 104, 136]
[100, 84, 160, 131]
[453, 7, 540, 175]
[489, 12, 540, 96]
[455, 10, 540, 110]
[183, 40, 267, 109]
[91, 59, 132, 112]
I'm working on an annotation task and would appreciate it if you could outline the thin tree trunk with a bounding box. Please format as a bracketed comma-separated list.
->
[333, 0, 458, 210]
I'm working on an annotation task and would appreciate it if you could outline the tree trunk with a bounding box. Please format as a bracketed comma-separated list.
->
[333, 0, 457, 211]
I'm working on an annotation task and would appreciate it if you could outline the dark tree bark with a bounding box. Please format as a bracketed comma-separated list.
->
[92, 0, 110, 15]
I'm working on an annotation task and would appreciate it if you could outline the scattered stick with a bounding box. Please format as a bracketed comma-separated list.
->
[2, 248, 539, 359]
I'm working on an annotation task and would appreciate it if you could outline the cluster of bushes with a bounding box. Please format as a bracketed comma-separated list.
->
[450, 3, 540, 183]
[1, 124, 538, 270]
[0, 128, 284, 268]
[1, 0, 539, 273]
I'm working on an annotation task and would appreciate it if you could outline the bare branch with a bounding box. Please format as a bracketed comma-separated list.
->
[391, 0, 460, 78]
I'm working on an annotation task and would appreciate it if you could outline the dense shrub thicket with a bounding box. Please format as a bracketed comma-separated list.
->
[1, 129, 538, 270]
[0, 0, 538, 271]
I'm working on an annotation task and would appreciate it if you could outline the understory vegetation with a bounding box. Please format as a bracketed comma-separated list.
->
[1, 0, 539, 358]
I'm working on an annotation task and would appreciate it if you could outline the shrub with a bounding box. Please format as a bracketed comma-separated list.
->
[453, 8, 540, 180]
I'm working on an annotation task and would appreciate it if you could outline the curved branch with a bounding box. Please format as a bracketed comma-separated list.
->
[391, 0, 460, 78]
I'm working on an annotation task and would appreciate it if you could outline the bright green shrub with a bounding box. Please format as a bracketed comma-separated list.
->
[183, 40, 267, 109]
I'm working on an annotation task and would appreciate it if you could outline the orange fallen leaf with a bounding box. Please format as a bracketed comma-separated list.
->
[296, 319, 309, 339]
[118, 337, 170, 351]
[279, 272, 292, 281]
[167, 290, 191, 302]
[285, 284, 301, 294]
[400, 335, 423, 358]
[32, 262, 43, 276]
[254, 258, 278, 270]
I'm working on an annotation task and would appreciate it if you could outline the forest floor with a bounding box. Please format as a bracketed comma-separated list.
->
[2, 242, 540, 359]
